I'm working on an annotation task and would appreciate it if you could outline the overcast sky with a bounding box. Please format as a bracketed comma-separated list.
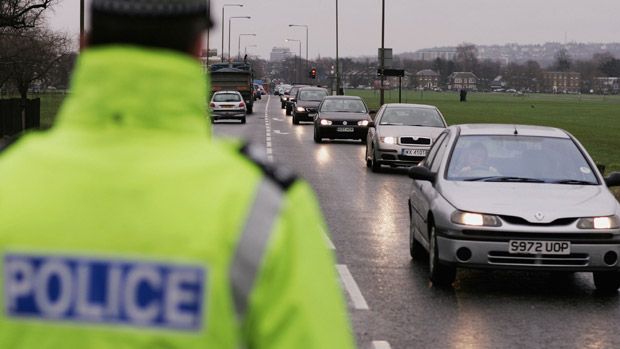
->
[48, 0, 620, 59]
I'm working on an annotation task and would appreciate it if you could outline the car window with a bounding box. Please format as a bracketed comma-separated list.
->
[320, 99, 367, 113]
[380, 108, 445, 127]
[299, 90, 328, 101]
[430, 135, 449, 173]
[213, 93, 241, 102]
[423, 132, 447, 168]
[446, 135, 598, 183]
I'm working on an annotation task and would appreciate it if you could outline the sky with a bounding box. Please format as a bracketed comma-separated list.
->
[47, 0, 620, 60]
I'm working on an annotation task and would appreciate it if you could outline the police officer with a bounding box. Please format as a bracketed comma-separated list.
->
[0, 1, 355, 348]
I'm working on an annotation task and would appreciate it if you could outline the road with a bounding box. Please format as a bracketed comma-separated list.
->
[213, 96, 620, 349]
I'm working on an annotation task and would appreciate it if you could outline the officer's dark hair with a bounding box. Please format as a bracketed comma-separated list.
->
[89, 1, 212, 54]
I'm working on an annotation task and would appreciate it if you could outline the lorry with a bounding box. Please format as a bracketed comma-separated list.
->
[209, 62, 254, 114]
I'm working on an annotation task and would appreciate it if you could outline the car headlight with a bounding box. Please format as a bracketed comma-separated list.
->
[451, 211, 502, 227]
[296, 107, 306, 112]
[358, 120, 369, 126]
[380, 136, 397, 144]
[320, 119, 332, 126]
[577, 216, 620, 229]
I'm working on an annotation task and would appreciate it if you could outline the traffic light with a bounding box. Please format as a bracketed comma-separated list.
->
[309, 68, 317, 79]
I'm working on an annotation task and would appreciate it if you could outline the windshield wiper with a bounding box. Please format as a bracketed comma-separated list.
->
[464, 176, 545, 183]
[550, 179, 597, 185]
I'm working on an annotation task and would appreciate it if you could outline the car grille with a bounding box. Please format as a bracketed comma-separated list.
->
[332, 120, 359, 126]
[499, 216, 578, 226]
[397, 155, 425, 162]
[461, 230, 614, 242]
[488, 251, 590, 267]
[400, 137, 431, 145]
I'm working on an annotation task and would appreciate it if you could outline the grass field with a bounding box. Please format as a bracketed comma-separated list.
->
[31, 89, 620, 175]
[348, 89, 620, 173]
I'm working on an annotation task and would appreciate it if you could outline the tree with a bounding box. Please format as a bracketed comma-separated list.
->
[455, 43, 478, 72]
[0, 0, 56, 28]
[554, 48, 572, 72]
[0, 26, 69, 104]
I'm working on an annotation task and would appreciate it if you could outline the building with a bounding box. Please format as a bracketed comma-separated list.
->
[490, 75, 507, 91]
[270, 47, 293, 62]
[593, 77, 619, 94]
[415, 69, 440, 89]
[448, 72, 478, 91]
[543, 71, 581, 93]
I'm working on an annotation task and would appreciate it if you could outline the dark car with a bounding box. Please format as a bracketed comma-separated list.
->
[313, 96, 372, 143]
[279, 84, 292, 108]
[292, 87, 329, 125]
[284, 85, 308, 115]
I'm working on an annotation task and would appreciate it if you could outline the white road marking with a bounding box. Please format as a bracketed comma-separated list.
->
[273, 130, 289, 135]
[372, 341, 392, 349]
[264, 96, 273, 162]
[336, 264, 369, 310]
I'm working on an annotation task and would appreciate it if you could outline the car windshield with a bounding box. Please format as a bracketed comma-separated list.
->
[446, 135, 598, 184]
[379, 107, 445, 127]
[213, 93, 241, 102]
[320, 99, 367, 113]
[299, 90, 328, 101]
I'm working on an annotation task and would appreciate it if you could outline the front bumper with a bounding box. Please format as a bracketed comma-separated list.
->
[375, 144, 428, 166]
[436, 230, 620, 271]
[211, 110, 246, 120]
[317, 125, 368, 140]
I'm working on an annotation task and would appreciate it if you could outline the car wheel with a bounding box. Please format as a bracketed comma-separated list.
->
[286, 106, 291, 116]
[281, 102, 285, 109]
[409, 203, 426, 260]
[293, 113, 299, 125]
[241, 117, 246, 124]
[593, 271, 620, 293]
[313, 127, 322, 143]
[365, 145, 372, 168]
[429, 223, 456, 287]
[370, 147, 381, 173]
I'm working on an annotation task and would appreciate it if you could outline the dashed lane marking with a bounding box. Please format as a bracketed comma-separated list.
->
[372, 341, 392, 349]
[264, 96, 273, 162]
[336, 264, 369, 310]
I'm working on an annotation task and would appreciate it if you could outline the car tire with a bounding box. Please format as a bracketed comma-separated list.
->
[429, 223, 456, 287]
[409, 203, 426, 260]
[241, 117, 246, 124]
[286, 106, 291, 116]
[247, 106, 253, 114]
[370, 147, 381, 173]
[313, 127, 322, 143]
[281, 102, 285, 109]
[365, 146, 372, 168]
[293, 113, 299, 125]
[593, 271, 620, 293]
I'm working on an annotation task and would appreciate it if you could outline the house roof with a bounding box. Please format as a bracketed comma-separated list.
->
[449, 72, 478, 79]
[416, 69, 439, 76]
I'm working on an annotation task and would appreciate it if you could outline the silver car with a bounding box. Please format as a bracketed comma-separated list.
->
[210, 91, 246, 124]
[408, 124, 620, 292]
[366, 103, 447, 172]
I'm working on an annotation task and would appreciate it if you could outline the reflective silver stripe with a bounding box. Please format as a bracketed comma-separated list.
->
[230, 178, 284, 320]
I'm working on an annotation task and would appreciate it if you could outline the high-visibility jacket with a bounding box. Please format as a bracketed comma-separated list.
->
[0, 46, 355, 349]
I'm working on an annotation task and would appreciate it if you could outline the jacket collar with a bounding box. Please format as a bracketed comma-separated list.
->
[56, 45, 210, 138]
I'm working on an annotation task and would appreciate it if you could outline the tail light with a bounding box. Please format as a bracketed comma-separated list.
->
[239, 102, 245, 108]
[209, 103, 215, 108]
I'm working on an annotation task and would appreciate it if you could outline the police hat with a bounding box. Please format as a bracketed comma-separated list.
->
[92, 0, 210, 24]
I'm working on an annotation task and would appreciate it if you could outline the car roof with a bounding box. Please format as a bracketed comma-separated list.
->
[323, 95, 363, 100]
[213, 90, 242, 94]
[384, 103, 438, 109]
[298, 87, 328, 91]
[452, 124, 570, 138]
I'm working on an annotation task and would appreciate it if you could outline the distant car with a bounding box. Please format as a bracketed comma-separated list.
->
[366, 104, 447, 172]
[408, 124, 620, 291]
[209, 91, 246, 124]
[291, 87, 329, 125]
[313, 96, 373, 143]
[279, 84, 293, 109]
[284, 85, 308, 115]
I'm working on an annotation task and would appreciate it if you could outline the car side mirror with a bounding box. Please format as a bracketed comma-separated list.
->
[408, 166, 435, 183]
[597, 163, 606, 175]
[290, 98, 296, 102]
[605, 172, 620, 187]
[368, 121, 375, 128]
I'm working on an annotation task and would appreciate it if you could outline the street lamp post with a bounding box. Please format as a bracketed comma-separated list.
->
[289, 24, 308, 82]
[335, 0, 340, 95]
[221, 4, 243, 62]
[229, 16, 251, 62]
[286, 39, 302, 82]
[238, 33, 256, 60]
[79, 0, 84, 51]
[380, 0, 385, 105]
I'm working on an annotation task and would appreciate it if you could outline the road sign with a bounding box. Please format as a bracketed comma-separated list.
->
[378, 48, 393, 68]
[377, 69, 405, 77]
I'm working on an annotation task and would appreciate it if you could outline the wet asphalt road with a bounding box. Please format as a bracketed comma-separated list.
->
[213, 96, 620, 349]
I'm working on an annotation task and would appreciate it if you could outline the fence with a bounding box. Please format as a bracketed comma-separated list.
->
[0, 98, 40, 137]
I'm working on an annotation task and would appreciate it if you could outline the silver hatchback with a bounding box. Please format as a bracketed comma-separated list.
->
[408, 124, 620, 292]
[366, 103, 447, 172]
[210, 91, 246, 124]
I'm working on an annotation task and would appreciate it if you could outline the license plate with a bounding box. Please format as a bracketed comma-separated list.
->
[337, 127, 354, 132]
[508, 240, 571, 255]
[403, 149, 428, 157]
[221, 105, 234, 108]
[308, 113, 317, 118]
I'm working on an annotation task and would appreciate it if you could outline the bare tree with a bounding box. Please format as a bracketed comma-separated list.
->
[0, 0, 56, 29]
[455, 43, 479, 72]
[554, 48, 572, 72]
